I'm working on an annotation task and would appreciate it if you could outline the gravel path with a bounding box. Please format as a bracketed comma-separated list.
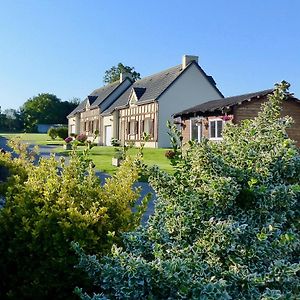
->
[0, 137, 156, 222]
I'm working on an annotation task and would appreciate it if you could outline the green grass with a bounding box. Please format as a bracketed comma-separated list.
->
[1, 133, 174, 175]
[58, 146, 174, 175]
[0, 133, 64, 146]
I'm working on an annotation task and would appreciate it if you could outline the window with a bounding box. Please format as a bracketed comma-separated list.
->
[141, 118, 154, 138]
[190, 118, 202, 142]
[209, 119, 223, 140]
[128, 120, 138, 135]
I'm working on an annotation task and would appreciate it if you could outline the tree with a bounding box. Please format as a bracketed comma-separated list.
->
[76, 82, 300, 299]
[0, 108, 23, 132]
[103, 63, 141, 84]
[20, 93, 78, 132]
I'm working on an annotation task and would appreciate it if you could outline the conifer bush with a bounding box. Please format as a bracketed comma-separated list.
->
[75, 82, 300, 299]
[0, 144, 147, 299]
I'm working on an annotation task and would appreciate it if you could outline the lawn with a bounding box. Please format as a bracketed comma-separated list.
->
[57, 145, 174, 174]
[0, 133, 174, 175]
[0, 133, 64, 146]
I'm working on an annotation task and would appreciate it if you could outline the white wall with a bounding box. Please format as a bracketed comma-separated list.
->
[158, 64, 222, 147]
[68, 115, 80, 135]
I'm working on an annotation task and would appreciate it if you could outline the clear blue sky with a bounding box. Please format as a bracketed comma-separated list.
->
[0, 0, 299, 111]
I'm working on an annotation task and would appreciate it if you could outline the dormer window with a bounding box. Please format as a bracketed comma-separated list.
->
[128, 87, 146, 106]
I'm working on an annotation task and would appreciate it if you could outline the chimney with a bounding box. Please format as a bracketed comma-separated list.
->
[120, 72, 133, 83]
[182, 55, 198, 69]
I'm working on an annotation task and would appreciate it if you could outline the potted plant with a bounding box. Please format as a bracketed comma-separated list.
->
[63, 136, 73, 150]
[112, 145, 128, 167]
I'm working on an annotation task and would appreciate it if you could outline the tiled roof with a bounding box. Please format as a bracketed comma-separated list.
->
[67, 80, 122, 117]
[102, 64, 184, 114]
[174, 89, 274, 117]
[67, 98, 88, 118]
[90, 80, 122, 108]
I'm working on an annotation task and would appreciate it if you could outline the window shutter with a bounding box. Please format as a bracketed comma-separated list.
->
[140, 120, 144, 134]
[127, 122, 130, 135]
[150, 119, 154, 137]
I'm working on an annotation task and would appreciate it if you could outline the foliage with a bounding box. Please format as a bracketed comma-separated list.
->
[111, 138, 121, 147]
[76, 133, 88, 142]
[0, 141, 148, 299]
[103, 63, 141, 84]
[0, 107, 23, 132]
[21, 93, 77, 132]
[65, 136, 73, 144]
[56, 126, 69, 140]
[76, 82, 300, 299]
[48, 126, 58, 139]
[164, 149, 176, 159]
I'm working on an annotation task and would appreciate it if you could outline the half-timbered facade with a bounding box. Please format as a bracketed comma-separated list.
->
[68, 55, 224, 148]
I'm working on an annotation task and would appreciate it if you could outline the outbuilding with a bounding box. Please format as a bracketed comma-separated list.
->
[174, 89, 300, 146]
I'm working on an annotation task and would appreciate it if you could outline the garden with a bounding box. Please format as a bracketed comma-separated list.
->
[0, 132, 173, 175]
[0, 82, 299, 299]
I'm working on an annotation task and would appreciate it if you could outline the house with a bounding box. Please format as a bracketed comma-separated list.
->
[173, 89, 300, 146]
[67, 55, 223, 148]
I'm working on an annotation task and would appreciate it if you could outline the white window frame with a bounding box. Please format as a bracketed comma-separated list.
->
[209, 118, 224, 141]
[190, 118, 202, 142]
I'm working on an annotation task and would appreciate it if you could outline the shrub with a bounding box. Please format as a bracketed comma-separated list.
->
[111, 138, 121, 147]
[48, 127, 58, 139]
[76, 133, 87, 142]
[64, 136, 73, 144]
[164, 149, 176, 159]
[0, 143, 148, 299]
[56, 126, 69, 140]
[76, 82, 300, 299]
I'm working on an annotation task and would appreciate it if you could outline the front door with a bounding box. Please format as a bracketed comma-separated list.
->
[105, 125, 112, 146]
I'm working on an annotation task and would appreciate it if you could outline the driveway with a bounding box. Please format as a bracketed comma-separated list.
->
[0, 137, 156, 223]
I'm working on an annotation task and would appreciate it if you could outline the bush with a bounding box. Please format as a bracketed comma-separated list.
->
[76, 82, 300, 299]
[164, 149, 176, 159]
[111, 138, 121, 147]
[48, 127, 58, 139]
[56, 126, 69, 140]
[76, 133, 87, 142]
[65, 136, 73, 144]
[0, 143, 148, 299]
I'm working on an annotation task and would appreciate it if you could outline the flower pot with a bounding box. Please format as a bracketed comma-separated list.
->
[112, 157, 122, 167]
[63, 143, 72, 150]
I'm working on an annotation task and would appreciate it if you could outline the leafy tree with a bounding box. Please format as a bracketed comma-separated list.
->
[76, 82, 300, 299]
[0, 142, 149, 299]
[20, 93, 78, 132]
[0, 108, 23, 132]
[103, 63, 141, 84]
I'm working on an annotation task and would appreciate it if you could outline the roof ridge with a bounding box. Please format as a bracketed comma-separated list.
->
[91, 80, 121, 94]
[224, 88, 273, 99]
[133, 64, 182, 83]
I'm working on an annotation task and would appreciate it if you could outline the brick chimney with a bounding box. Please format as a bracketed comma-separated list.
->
[182, 55, 198, 69]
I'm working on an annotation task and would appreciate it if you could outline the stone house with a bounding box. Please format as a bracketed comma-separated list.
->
[174, 89, 300, 146]
[67, 55, 223, 148]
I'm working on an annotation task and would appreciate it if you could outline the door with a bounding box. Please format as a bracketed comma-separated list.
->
[105, 125, 112, 146]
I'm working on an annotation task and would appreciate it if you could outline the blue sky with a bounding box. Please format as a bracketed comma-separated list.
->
[0, 0, 299, 111]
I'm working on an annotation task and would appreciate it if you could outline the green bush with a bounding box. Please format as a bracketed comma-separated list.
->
[48, 127, 58, 139]
[56, 126, 69, 140]
[0, 144, 148, 299]
[75, 82, 300, 299]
